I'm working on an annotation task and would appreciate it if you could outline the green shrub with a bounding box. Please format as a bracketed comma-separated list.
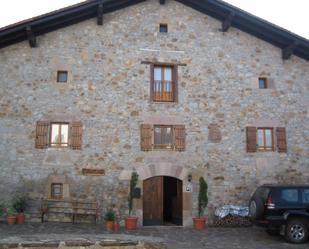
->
[104, 209, 116, 221]
[198, 177, 208, 217]
[128, 171, 138, 216]
[6, 205, 17, 216]
[13, 196, 27, 213]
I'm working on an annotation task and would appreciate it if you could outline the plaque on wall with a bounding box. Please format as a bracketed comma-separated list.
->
[82, 168, 105, 176]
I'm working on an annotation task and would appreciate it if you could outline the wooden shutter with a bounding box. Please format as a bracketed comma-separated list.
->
[246, 127, 257, 152]
[276, 127, 287, 153]
[141, 124, 152, 151]
[174, 125, 185, 151]
[70, 122, 82, 150]
[173, 65, 178, 102]
[150, 64, 154, 101]
[35, 121, 49, 149]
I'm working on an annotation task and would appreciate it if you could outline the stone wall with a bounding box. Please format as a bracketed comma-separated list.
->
[0, 0, 308, 225]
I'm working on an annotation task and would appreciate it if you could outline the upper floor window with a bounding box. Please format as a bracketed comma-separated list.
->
[246, 127, 287, 153]
[57, 71, 68, 83]
[50, 123, 69, 147]
[35, 121, 82, 150]
[159, 23, 168, 33]
[154, 125, 173, 149]
[140, 124, 185, 151]
[152, 65, 177, 102]
[258, 77, 268, 89]
[257, 128, 274, 151]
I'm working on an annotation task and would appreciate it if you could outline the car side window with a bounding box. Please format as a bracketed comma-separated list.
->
[281, 189, 299, 203]
[302, 189, 309, 203]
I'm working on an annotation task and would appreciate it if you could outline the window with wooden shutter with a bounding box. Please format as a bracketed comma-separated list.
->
[154, 125, 173, 149]
[246, 127, 257, 152]
[174, 125, 185, 151]
[70, 122, 82, 150]
[173, 65, 178, 102]
[151, 64, 177, 102]
[35, 121, 49, 149]
[257, 128, 274, 151]
[50, 123, 69, 147]
[141, 124, 152, 151]
[276, 127, 287, 153]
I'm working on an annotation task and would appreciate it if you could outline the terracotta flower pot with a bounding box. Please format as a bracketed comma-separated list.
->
[105, 220, 114, 231]
[16, 213, 25, 224]
[125, 216, 138, 230]
[7, 216, 16, 225]
[114, 222, 120, 232]
[193, 217, 206, 230]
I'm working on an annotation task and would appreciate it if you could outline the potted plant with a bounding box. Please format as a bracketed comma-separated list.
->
[104, 209, 115, 231]
[6, 205, 17, 225]
[125, 171, 139, 230]
[13, 196, 27, 224]
[193, 177, 208, 230]
[114, 217, 120, 232]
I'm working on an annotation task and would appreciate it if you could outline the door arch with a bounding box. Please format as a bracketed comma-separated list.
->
[143, 176, 183, 226]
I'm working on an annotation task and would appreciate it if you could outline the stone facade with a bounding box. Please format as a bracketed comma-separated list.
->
[0, 1, 308, 226]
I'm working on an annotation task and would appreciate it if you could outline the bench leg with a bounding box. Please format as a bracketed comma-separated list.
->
[72, 214, 75, 224]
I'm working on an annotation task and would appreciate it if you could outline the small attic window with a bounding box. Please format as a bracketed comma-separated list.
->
[57, 71, 68, 83]
[258, 77, 268, 89]
[159, 23, 168, 33]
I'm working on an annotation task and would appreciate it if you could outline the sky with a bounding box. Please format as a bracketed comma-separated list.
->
[0, 0, 308, 39]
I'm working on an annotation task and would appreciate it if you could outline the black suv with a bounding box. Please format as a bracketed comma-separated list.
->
[249, 185, 309, 243]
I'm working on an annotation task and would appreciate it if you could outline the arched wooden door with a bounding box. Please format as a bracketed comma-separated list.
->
[143, 176, 182, 226]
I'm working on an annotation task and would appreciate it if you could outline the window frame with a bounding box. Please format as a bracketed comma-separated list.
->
[258, 77, 268, 89]
[257, 127, 274, 151]
[57, 70, 68, 83]
[51, 183, 63, 200]
[153, 125, 174, 150]
[152, 64, 175, 102]
[50, 122, 69, 148]
[159, 23, 168, 33]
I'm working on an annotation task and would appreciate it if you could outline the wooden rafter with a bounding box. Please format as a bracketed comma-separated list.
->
[221, 12, 235, 32]
[26, 26, 36, 48]
[282, 41, 298, 60]
[97, 2, 103, 25]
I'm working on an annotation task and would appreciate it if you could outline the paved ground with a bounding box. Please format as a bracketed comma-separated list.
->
[0, 222, 308, 249]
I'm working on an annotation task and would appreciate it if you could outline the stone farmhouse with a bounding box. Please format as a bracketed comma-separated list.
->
[0, 0, 308, 226]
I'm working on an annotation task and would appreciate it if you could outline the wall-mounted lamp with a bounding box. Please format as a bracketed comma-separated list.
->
[188, 174, 192, 182]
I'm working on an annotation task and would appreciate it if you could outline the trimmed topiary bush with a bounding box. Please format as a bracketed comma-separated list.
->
[128, 171, 138, 216]
[198, 177, 208, 217]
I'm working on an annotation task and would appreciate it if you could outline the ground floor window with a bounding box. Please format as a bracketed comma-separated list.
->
[257, 128, 274, 151]
[51, 183, 63, 199]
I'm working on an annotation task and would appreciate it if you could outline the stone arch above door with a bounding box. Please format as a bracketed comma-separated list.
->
[137, 164, 189, 181]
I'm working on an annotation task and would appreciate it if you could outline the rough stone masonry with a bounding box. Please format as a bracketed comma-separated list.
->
[0, 1, 308, 226]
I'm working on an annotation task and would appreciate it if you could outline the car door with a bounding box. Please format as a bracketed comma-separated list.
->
[301, 188, 309, 211]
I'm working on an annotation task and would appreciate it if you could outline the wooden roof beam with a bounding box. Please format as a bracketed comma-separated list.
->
[26, 26, 36, 48]
[97, 2, 103, 25]
[221, 12, 235, 32]
[160, 0, 166, 5]
[282, 41, 298, 60]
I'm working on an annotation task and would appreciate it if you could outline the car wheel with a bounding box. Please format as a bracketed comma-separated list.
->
[249, 197, 264, 220]
[285, 218, 308, 244]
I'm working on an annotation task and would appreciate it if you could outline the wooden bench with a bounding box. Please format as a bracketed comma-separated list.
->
[41, 198, 99, 224]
